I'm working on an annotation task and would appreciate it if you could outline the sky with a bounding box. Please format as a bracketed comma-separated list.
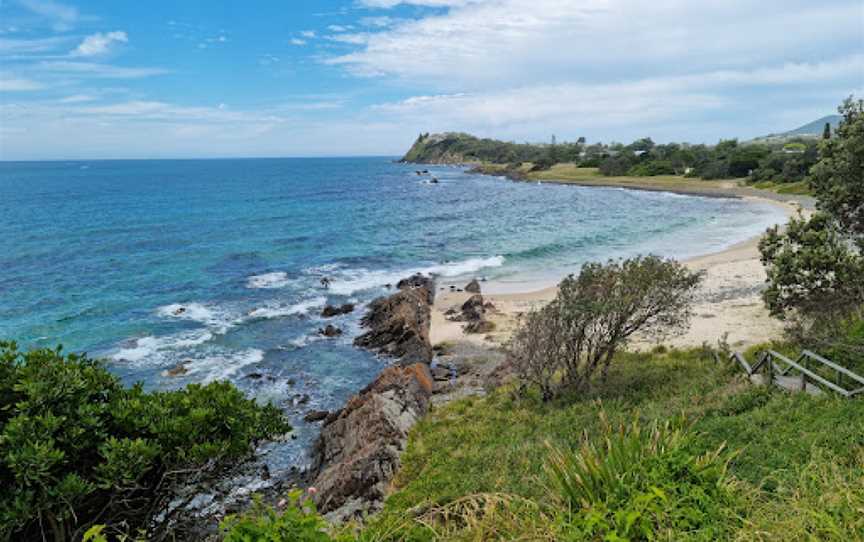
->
[0, 0, 862, 160]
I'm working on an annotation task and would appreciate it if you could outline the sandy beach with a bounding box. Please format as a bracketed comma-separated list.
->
[431, 193, 809, 352]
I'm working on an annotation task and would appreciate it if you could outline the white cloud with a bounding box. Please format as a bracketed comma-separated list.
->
[0, 35, 70, 54]
[327, 24, 353, 32]
[38, 61, 168, 78]
[0, 74, 43, 91]
[370, 55, 863, 141]
[331, 0, 863, 90]
[358, 0, 477, 7]
[72, 31, 128, 57]
[17, 0, 80, 30]
[290, 38, 307, 46]
[59, 93, 97, 103]
[300, 30, 316, 38]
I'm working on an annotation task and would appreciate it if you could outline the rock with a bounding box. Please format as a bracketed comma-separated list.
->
[464, 320, 495, 334]
[319, 324, 343, 337]
[304, 410, 330, 423]
[465, 278, 481, 293]
[461, 294, 485, 321]
[321, 303, 355, 318]
[162, 362, 189, 377]
[245, 372, 264, 380]
[396, 273, 435, 304]
[310, 363, 433, 519]
[430, 177, 439, 184]
[354, 275, 435, 364]
[173, 306, 187, 316]
[483, 301, 497, 311]
[294, 394, 311, 406]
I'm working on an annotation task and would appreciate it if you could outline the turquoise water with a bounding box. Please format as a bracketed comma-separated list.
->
[0, 157, 785, 469]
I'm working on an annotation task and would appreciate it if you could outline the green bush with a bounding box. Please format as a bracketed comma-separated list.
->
[547, 415, 741, 541]
[221, 491, 344, 542]
[0, 341, 290, 541]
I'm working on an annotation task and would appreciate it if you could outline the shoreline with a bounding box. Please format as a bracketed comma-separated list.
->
[430, 185, 808, 351]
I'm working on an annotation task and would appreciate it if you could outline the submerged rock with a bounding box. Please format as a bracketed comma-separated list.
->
[304, 410, 330, 423]
[162, 361, 190, 377]
[319, 324, 343, 337]
[321, 303, 355, 318]
[310, 363, 433, 521]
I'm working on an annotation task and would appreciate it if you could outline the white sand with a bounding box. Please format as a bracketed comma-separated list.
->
[430, 196, 805, 351]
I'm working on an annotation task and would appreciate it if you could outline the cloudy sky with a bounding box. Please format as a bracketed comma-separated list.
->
[0, 0, 862, 160]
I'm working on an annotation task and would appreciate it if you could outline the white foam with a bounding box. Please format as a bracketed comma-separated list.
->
[111, 329, 213, 363]
[246, 271, 294, 289]
[156, 302, 239, 333]
[246, 296, 326, 320]
[325, 255, 505, 296]
[184, 348, 265, 383]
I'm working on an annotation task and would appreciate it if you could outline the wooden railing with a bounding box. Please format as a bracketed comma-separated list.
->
[728, 349, 864, 398]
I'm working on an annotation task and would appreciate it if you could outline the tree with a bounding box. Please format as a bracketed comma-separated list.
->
[0, 342, 290, 541]
[508, 256, 702, 400]
[823, 122, 831, 140]
[808, 97, 864, 244]
[759, 97, 864, 350]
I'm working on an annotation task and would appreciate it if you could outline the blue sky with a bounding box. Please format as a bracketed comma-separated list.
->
[0, 0, 862, 160]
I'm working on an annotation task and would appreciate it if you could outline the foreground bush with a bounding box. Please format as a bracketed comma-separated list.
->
[0, 341, 290, 541]
[508, 255, 701, 399]
[547, 415, 740, 540]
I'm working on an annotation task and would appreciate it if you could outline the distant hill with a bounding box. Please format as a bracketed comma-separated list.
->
[401, 132, 554, 164]
[753, 115, 842, 142]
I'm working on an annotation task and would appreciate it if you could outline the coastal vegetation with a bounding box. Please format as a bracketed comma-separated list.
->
[219, 347, 864, 541]
[759, 97, 864, 365]
[402, 123, 825, 191]
[509, 256, 702, 400]
[0, 341, 290, 541]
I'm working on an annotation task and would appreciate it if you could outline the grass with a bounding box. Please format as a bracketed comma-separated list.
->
[350, 347, 864, 541]
[476, 163, 752, 197]
[475, 162, 815, 200]
[750, 180, 812, 195]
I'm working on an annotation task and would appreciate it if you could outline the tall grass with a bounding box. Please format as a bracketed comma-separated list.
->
[545, 413, 741, 540]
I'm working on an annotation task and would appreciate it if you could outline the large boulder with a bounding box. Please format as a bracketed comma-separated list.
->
[464, 278, 481, 294]
[461, 294, 485, 322]
[354, 275, 434, 364]
[309, 363, 433, 520]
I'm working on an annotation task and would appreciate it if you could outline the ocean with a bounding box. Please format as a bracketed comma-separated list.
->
[0, 157, 786, 472]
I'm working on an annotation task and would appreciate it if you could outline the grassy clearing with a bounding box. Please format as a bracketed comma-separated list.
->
[351, 348, 864, 541]
[750, 179, 811, 195]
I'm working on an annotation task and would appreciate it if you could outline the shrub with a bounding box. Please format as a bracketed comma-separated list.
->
[221, 491, 342, 542]
[546, 415, 742, 540]
[0, 341, 290, 541]
[508, 256, 701, 399]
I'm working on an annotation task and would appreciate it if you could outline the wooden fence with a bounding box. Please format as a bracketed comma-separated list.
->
[728, 349, 864, 398]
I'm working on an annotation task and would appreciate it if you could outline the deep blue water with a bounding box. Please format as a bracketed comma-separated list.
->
[0, 157, 786, 469]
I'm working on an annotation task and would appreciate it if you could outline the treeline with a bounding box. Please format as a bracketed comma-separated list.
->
[404, 130, 826, 184]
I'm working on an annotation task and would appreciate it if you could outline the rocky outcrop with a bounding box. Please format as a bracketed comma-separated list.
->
[321, 304, 355, 318]
[464, 278, 481, 293]
[353, 274, 434, 364]
[309, 363, 433, 520]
